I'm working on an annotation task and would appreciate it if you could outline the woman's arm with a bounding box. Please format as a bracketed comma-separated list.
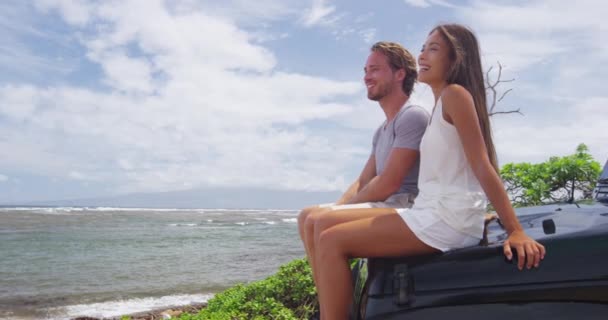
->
[441, 84, 546, 270]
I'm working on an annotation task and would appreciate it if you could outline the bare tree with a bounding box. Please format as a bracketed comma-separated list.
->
[486, 61, 523, 117]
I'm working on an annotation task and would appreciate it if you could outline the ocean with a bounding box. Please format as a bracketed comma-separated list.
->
[0, 207, 305, 319]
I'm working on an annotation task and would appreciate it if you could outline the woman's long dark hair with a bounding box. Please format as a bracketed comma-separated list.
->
[433, 24, 499, 172]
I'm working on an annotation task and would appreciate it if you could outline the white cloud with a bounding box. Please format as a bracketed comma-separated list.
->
[298, 0, 375, 43]
[68, 171, 89, 180]
[0, 39, 73, 77]
[184, 0, 300, 24]
[403, 0, 455, 8]
[0, 2, 77, 78]
[35, 0, 93, 26]
[359, 28, 377, 44]
[478, 32, 566, 71]
[85, 1, 277, 73]
[446, 0, 608, 166]
[96, 50, 155, 94]
[0, 85, 40, 121]
[0, 174, 8, 182]
[464, 0, 607, 35]
[300, 0, 336, 27]
[0, 0, 365, 194]
[0, 123, 78, 177]
[493, 96, 608, 166]
[6, 0, 603, 200]
[404, 0, 431, 7]
[460, 0, 608, 70]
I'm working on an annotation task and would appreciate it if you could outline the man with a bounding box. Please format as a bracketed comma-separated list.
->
[297, 41, 429, 291]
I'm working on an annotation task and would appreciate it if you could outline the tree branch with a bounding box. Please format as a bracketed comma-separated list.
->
[485, 61, 521, 117]
[498, 88, 513, 102]
[490, 109, 523, 116]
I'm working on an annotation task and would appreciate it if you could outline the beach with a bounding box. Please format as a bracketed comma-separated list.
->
[0, 207, 305, 319]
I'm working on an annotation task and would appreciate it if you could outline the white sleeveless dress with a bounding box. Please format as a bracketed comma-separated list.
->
[396, 96, 486, 251]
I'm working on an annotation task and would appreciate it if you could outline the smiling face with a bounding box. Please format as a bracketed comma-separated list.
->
[418, 30, 452, 87]
[364, 51, 400, 101]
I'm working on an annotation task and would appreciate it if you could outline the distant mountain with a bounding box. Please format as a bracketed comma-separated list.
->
[17, 187, 342, 209]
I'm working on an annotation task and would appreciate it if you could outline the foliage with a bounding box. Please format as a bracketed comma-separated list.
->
[501, 144, 601, 207]
[177, 258, 317, 320]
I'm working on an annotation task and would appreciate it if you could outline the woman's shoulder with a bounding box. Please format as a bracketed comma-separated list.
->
[441, 84, 474, 112]
[441, 84, 473, 103]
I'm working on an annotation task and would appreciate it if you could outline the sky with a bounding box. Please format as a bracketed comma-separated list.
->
[0, 0, 606, 204]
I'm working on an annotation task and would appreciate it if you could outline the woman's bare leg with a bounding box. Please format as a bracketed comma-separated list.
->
[299, 206, 330, 276]
[315, 211, 439, 319]
[309, 207, 400, 317]
[304, 208, 396, 316]
[297, 205, 318, 243]
[298, 206, 331, 307]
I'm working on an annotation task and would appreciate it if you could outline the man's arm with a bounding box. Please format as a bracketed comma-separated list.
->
[335, 154, 377, 205]
[345, 148, 418, 204]
[346, 106, 428, 204]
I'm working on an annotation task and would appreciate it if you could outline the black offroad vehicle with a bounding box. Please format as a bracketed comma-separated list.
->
[350, 161, 608, 320]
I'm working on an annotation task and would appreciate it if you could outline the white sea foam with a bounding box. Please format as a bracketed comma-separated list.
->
[0, 207, 55, 211]
[33, 207, 81, 215]
[48, 293, 213, 320]
[206, 208, 297, 212]
[282, 218, 297, 223]
[0, 207, 185, 214]
[90, 207, 193, 212]
[264, 221, 277, 225]
[168, 223, 198, 227]
[0, 207, 299, 213]
[0, 207, 75, 214]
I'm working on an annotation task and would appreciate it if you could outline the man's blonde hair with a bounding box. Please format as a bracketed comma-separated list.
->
[371, 41, 418, 96]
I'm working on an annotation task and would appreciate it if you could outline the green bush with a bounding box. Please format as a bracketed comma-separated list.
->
[178, 258, 318, 320]
[501, 144, 601, 207]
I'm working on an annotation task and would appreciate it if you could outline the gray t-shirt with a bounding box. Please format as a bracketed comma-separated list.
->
[372, 104, 429, 196]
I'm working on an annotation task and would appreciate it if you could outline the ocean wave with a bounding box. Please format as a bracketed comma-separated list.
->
[48, 293, 214, 320]
[0, 207, 83, 214]
[87, 207, 195, 212]
[0, 207, 300, 214]
[199, 208, 298, 212]
[196, 220, 299, 226]
[168, 223, 198, 227]
[0, 207, 50, 211]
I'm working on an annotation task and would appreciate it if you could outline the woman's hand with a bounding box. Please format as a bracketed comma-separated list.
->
[503, 230, 546, 270]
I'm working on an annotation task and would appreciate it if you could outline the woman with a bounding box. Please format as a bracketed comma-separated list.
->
[312, 24, 546, 319]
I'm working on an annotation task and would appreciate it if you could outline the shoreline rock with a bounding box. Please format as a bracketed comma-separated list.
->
[71, 302, 207, 320]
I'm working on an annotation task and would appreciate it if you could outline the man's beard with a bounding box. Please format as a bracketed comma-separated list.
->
[367, 83, 392, 101]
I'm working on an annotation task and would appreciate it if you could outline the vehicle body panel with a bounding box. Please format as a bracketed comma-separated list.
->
[353, 203, 608, 319]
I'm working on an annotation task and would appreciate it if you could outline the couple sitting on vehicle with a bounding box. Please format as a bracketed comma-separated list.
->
[297, 23, 546, 319]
